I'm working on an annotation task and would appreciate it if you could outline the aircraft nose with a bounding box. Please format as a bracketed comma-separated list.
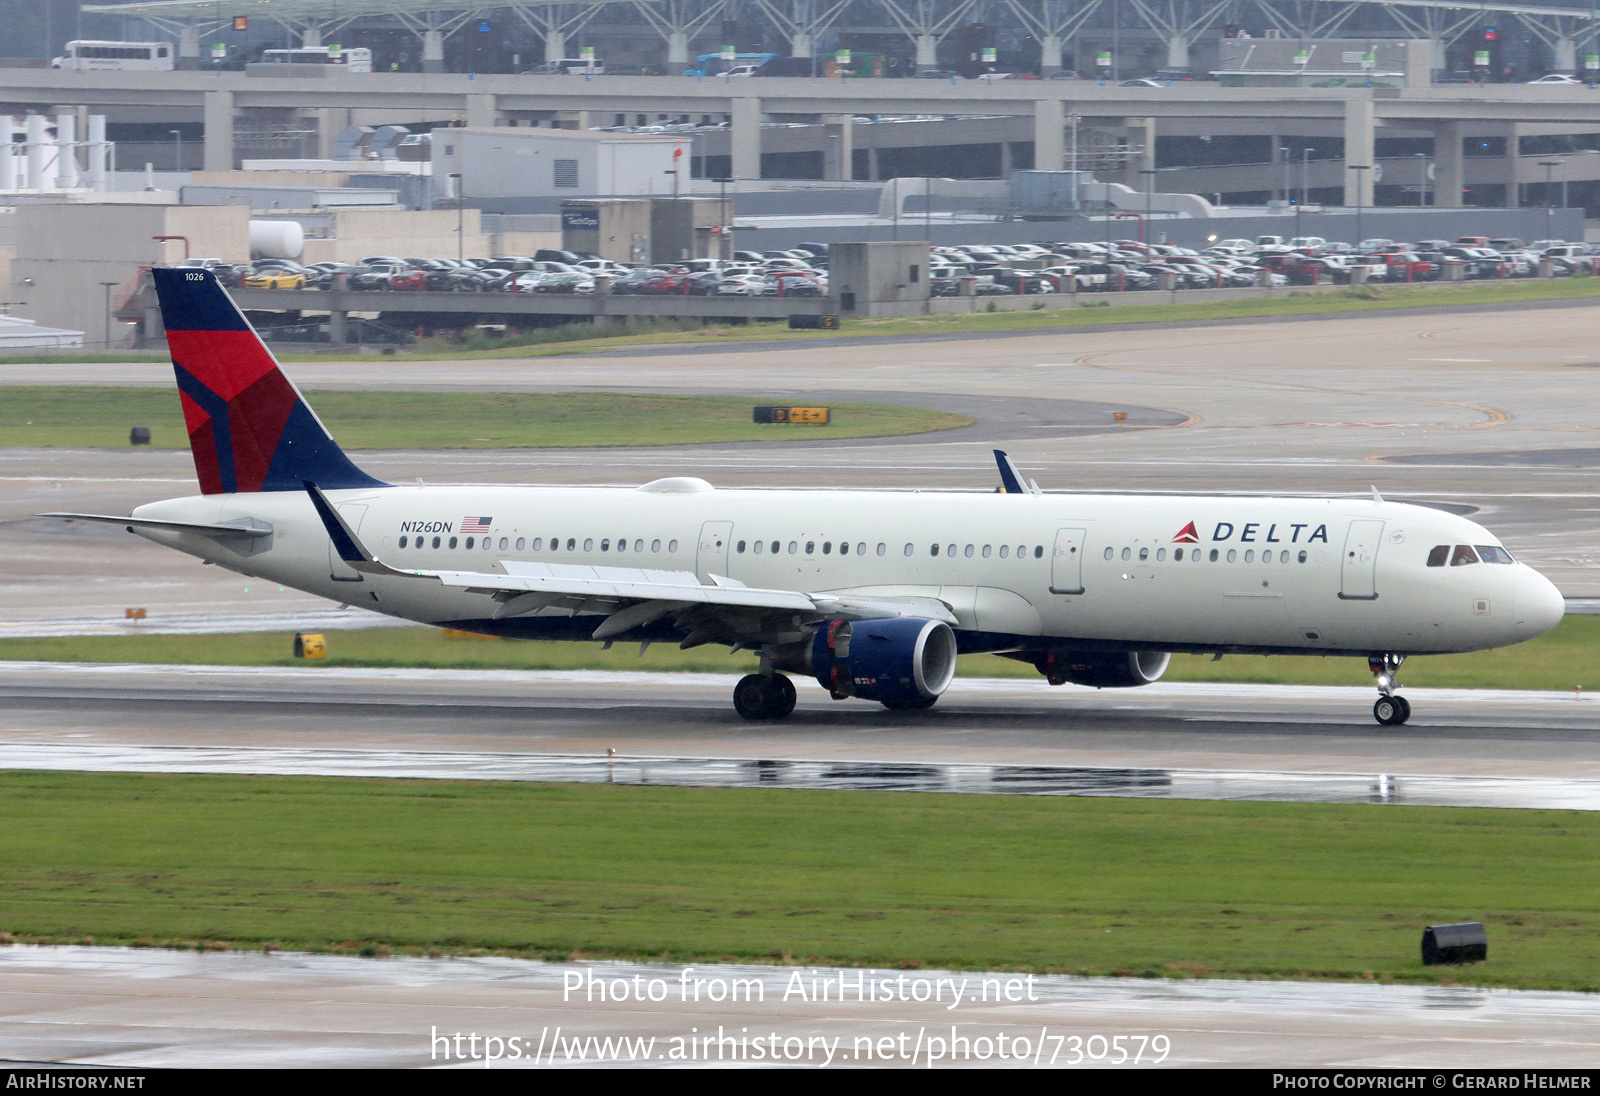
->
[1513, 572, 1566, 639]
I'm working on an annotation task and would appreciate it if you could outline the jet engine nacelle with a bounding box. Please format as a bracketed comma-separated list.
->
[811, 616, 958, 705]
[1039, 650, 1171, 688]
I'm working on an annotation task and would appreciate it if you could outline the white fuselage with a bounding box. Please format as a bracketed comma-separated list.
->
[130, 480, 1565, 657]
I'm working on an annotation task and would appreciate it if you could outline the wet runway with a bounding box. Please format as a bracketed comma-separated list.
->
[5, 945, 1600, 1068]
[6, 741, 1600, 811]
[3, 663, 1598, 787]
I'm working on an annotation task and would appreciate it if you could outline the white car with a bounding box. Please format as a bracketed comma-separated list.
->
[1529, 73, 1583, 84]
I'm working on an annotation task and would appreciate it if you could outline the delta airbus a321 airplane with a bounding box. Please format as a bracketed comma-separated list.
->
[49, 268, 1566, 726]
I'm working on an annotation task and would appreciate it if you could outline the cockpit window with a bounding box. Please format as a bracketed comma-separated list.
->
[1426, 545, 1449, 567]
[1450, 544, 1480, 566]
[1476, 545, 1516, 564]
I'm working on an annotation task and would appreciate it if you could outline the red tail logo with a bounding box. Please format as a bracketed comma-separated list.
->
[1172, 521, 1199, 543]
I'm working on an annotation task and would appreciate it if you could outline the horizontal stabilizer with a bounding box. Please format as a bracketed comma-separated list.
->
[40, 512, 273, 539]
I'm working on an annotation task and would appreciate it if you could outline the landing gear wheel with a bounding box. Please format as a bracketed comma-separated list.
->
[733, 674, 798, 721]
[733, 674, 771, 721]
[1373, 695, 1411, 726]
[881, 693, 938, 712]
[765, 674, 797, 720]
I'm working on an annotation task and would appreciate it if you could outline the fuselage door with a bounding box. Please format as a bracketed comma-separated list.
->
[328, 503, 368, 582]
[1338, 518, 1384, 600]
[1049, 527, 1087, 595]
[696, 520, 733, 583]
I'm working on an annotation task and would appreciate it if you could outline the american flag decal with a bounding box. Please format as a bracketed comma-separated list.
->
[462, 516, 492, 533]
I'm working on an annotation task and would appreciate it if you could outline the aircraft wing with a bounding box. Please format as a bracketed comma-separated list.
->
[304, 484, 956, 645]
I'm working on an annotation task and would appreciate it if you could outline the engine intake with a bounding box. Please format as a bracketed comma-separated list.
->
[1037, 650, 1170, 688]
[811, 617, 958, 705]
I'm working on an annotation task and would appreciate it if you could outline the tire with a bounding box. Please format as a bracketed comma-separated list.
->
[733, 674, 771, 721]
[764, 674, 797, 720]
[1373, 696, 1404, 726]
[1393, 695, 1411, 724]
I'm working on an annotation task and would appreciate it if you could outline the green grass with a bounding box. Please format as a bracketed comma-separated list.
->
[0, 389, 970, 450]
[3, 615, 1593, 691]
[369, 277, 1600, 360]
[6, 277, 1599, 367]
[0, 770, 1595, 987]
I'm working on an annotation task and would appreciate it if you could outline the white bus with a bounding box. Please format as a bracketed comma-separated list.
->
[259, 47, 373, 74]
[52, 40, 174, 71]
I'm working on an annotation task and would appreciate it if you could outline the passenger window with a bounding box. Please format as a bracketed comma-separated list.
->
[736, 540, 745, 553]
[931, 544, 940, 557]
[1002, 545, 1011, 559]
[566, 538, 576, 551]
[1138, 547, 1148, 561]
[1034, 546, 1043, 558]
[634, 539, 644, 552]
[822, 542, 831, 554]
[449, 537, 458, 549]
[532, 538, 542, 551]
[515, 537, 525, 551]
[653, 539, 662, 552]
[1174, 548, 1183, 561]
[903, 544, 913, 556]
[770, 541, 779, 554]
[753, 540, 764, 554]
[484, 538, 492, 551]
[1156, 548, 1166, 561]
[465, 537, 474, 549]
[1427, 545, 1449, 567]
[806, 541, 816, 555]
[965, 545, 975, 558]
[601, 539, 610, 551]
[1298, 550, 1307, 563]
[1227, 549, 1237, 562]
[1243, 549, 1253, 563]
[982, 545, 991, 558]
[399, 536, 408, 548]
[948, 544, 957, 557]
[584, 538, 594, 552]
[499, 537, 509, 550]
[789, 542, 799, 554]
[1121, 547, 1130, 561]
[668, 540, 678, 552]
[1209, 549, 1219, 562]
[839, 542, 848, 555]
[432, 536, 441, 549]
[1451, 544, 1480, 566]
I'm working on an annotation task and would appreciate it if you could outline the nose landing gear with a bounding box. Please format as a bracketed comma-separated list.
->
[1369, 653, 1411, 725]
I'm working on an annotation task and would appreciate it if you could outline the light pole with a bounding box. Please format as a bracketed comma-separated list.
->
[1280, 145, 1291, 204]
[1069, 111, 1081, 212]
[450, 172, 463, 262]
[1302, 148, 1312, 207]
[712, 175, 733, 259]
[170, 129, 182, 171]
[1349, 164, 1371, 247]
[99, 280, 117, 348]
[1139, 168, 1156, 241]
[1538, 159, 1565, 207]
[1416, 152, 1428, 207]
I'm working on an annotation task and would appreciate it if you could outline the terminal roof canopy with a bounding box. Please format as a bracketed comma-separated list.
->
[81, 0, 641, 19]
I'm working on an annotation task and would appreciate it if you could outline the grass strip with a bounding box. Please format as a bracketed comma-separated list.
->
[0, 770, 1594, 988]
[6, 278, 1600, 367]
[0, 389, 969, 450]
[360, 278, 1600, 360]
[2, 615, 1593, 691]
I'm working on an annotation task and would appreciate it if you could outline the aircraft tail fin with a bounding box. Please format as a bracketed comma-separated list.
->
[150, 267, 387, 495]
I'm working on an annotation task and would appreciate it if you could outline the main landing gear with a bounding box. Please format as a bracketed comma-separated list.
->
[1369, 653, 1411, 726]
[733, 673, 797, 721]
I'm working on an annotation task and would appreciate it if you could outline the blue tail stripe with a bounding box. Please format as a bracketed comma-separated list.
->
[173, 365, 238, 494]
